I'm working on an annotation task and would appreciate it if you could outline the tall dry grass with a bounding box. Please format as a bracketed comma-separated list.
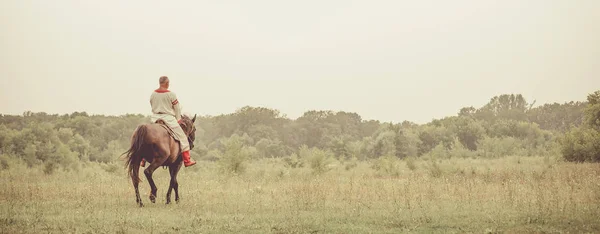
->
[0, 156, 599, 233]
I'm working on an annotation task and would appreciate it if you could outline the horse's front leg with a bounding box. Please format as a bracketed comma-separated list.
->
[173, 161, 183, 204]
[173, 174, 180, 204]
[166, 184, 173, 204]
[166, 167, 174, 204]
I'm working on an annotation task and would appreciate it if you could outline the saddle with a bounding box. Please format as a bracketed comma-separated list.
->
[155, 119, 181, 146]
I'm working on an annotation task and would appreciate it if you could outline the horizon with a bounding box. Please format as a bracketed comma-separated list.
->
[2, 1, 599, 124]
[4, 92, 591, 124]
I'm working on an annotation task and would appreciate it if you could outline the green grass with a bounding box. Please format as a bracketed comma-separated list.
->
[1, 156, 599, 233]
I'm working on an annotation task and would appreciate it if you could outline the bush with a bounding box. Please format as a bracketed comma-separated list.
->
[295, 145, 335, 174]
[426, 143, 448, 159]
[560, 126, 600, 162]
[427, 159, 443, 178]
[0, 154, 9, 170]
[306, 147, 334, 175]
[404, 156, 417, 171]
[477, 136, 521, 158]
[101, 162, 120, 174]
[216, 135, 256, 175]
[43, 161, 57, 175]
[282, 153, 304, 168]
[344, 157, 358, 171]
[372, 154, 401, 177]
[558, 90, 600, 162]
[202, 149, 221, 161]
[448, 137, 476, 158]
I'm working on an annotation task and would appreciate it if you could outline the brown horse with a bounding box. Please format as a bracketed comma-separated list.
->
[122, 114, 197, 207]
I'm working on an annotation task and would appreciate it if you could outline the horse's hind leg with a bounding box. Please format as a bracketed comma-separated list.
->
[132, 163, 143, 207]
[144, 160, 163, 204]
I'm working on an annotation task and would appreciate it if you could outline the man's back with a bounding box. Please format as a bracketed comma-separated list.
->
[150, 90, 180, 119]
[144, 75, 196, 167]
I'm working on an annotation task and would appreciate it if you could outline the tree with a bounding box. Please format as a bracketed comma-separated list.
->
[458, 106, 477, 118]
[296, 110, 333, 148]
[328, 135, 351, 160]
[447, 116, 485, 151]
[560, 126, 600, 162]
[417, 124, 454, 155]
[527, 101, 586, 132]
[69, 134, 91, 161]
[585, 90, 600, 130]
[255, 138, 285, 158]
[0, 125, 16, 154]
[560, 90, 600, 162]
[373, 129, 397, 157]
[247, 124, 278, 143]
[233, 106, 284, 134]
[360, 120, 381, 138]
[346, 140, 365, 160]
[475, 94, 530, 122]
[389, 124, 420, 159]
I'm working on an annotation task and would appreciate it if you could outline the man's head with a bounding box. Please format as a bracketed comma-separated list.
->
[159, 76, 169, 89]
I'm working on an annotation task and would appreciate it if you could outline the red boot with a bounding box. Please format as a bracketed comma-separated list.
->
[182, 151, 196, 167]
[140, 158, 146, 167]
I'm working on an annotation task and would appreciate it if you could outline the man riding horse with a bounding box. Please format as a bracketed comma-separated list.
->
[141, 76, 196, 167]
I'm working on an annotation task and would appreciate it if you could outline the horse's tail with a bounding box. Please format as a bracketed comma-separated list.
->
[123, 124, 148, 184]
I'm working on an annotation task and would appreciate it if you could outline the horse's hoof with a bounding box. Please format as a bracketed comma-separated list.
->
[139, 203, 144, 207]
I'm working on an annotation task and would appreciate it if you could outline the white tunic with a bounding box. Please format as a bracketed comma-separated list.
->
[149, 89, 190, 152]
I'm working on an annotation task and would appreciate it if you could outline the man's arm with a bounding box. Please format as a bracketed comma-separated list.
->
[171, 92, 182, 121]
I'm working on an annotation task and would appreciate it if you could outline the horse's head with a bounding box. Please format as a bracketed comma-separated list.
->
[179, 114, 197, 150]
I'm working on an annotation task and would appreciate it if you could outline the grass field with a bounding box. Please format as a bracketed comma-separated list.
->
[1, 156, 599, 233]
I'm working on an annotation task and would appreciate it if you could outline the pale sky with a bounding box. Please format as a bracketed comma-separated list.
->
[1, 0, 599, 124]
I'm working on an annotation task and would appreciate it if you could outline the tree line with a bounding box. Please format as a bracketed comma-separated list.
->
[0, 91, 598, 173]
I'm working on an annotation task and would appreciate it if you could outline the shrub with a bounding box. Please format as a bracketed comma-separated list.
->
[202, 149, 221, 161]
[405, 156, 417, 171]
[282, 153, 304, 168]
[43, 161, 57, 175]
[0, 154, 9, 170]
[477, 136, 521, 158]
[344, 157, 358, 171]
[427, 159, 443, 178]
[306, 147, 334, 175]
[427, 143, 448, 159]
[449, 137, 475, 158]
[372, 154, 400, 177]
[101, 162, 119, 174]
[560, 126, 600, 162]
[216, 135, 256, 175]
[559, 91, 600, 162]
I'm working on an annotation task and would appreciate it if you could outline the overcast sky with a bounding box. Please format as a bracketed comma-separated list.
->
[1, 0, 599, 123]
